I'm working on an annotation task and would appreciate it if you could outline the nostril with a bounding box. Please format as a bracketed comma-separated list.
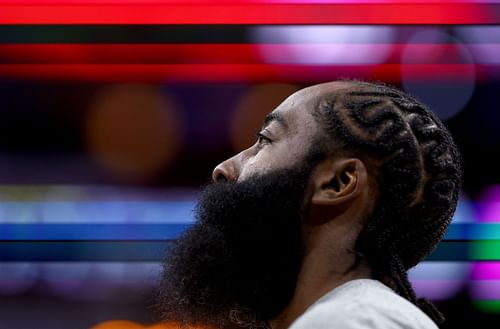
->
[212, 165, 230, 183]
[216, 174, 228, 182]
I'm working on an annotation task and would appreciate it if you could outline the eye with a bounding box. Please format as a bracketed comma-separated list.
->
[256, 132, 272, 146]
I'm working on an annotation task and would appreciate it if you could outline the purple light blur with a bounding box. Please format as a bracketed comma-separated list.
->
[472, 262, 500, 280]
[251, 26, 394, 65]
[470, 262, 500, 301]
[456, 26, 500, 65]
[476, 185, 500, 223]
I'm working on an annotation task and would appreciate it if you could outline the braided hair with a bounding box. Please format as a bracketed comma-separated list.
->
[315, 80, 463, 324]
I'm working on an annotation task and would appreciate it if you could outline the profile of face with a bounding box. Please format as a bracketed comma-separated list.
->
[157, 81, 370, 329]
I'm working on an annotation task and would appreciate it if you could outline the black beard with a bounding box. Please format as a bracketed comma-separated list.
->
[157, 165, 313, 329]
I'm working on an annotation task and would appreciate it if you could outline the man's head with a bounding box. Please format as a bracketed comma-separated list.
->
[158, 80, 462, 327]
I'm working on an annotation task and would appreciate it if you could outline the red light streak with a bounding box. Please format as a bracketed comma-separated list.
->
[0, 3, 493, 24]
[0, 64, 483, 82]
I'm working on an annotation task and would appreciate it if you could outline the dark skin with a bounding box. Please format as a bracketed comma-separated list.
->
[212, 81, 377, 329]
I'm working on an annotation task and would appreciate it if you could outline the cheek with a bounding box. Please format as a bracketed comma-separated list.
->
[238, 152, 272, 181]
[239, 143, 304, 181]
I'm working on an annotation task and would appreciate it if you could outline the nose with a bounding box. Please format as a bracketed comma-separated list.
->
[212, 156, 239, 182]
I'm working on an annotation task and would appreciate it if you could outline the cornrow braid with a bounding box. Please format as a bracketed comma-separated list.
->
[316, 81, 463, 325]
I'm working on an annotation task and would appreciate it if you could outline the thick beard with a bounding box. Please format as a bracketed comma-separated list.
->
[157, 165, 313, 329]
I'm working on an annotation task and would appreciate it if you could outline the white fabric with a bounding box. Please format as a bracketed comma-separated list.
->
[288, 279, 439, 329]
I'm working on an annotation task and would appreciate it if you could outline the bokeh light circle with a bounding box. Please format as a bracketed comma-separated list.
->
[86, 85, 182, 181]
[401, 28, 475, 121]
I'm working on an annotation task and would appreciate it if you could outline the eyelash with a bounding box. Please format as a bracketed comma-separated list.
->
[256, 132, 272, 145]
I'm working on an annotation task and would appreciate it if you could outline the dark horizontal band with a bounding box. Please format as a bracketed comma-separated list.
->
[0, 25, 498, 44]
[0, 25, 249, 44]
[0, 240, 497, 261]
[0, 241, 171, 261]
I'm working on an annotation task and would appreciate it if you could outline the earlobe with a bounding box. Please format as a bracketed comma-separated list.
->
[311, 158, 367, 206]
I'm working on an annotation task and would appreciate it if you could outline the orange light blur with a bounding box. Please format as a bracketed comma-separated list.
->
[85, 85, 181, 182]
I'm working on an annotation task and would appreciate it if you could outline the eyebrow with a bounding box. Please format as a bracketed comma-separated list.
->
[262, 112, 288, 130]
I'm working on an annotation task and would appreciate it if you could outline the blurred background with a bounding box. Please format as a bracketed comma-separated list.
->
[1, 0, 500, 328]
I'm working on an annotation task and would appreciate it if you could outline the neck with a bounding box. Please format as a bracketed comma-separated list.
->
[270, 222, 372, 329]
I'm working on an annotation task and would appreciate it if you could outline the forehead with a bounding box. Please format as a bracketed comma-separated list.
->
[268, 81, 355, 133]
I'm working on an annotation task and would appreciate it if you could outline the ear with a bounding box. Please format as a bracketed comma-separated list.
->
[310, 157, 368, 206]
